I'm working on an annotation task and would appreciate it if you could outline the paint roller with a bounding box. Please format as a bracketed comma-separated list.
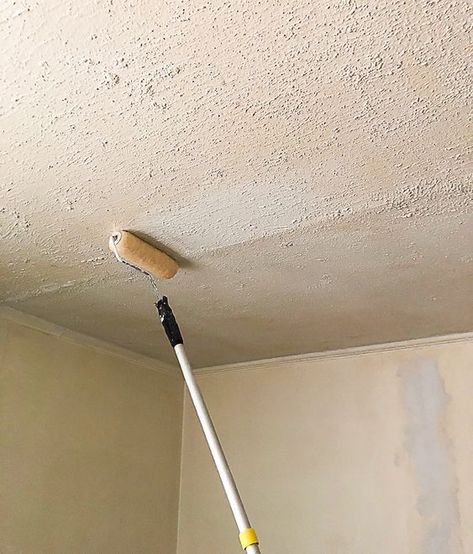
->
[109, 230, 261, 554]
[109, 231, 178, 279]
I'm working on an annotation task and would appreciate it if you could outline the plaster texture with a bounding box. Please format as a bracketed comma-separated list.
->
[1, 0, 472, 367]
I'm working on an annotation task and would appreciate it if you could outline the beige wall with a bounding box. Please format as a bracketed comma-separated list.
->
[2, 308, 472, 554]
[0, 313, 183, 554]
[178, 338, 473, 554]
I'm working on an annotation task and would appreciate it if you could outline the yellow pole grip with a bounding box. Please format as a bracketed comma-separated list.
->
[239, 528, 259, 550]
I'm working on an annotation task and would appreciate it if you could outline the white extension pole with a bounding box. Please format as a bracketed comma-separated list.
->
[174, 343, 261, 554]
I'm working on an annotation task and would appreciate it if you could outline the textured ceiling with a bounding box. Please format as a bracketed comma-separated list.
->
[1, 0, 472, 368]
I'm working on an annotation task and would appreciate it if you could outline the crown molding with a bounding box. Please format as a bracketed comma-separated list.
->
[0, 306, 178, 377]
[196, 330, 473, 375]
[2, 305, 472, 378]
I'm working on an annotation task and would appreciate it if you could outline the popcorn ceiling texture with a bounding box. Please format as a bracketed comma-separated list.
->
[1, 0, 472, 367]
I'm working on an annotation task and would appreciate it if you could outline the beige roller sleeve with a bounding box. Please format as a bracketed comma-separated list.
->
[109, 231, 178, 280]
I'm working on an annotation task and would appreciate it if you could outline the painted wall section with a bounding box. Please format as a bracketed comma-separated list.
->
[0, 314, 183, 554]
[177, 338, 473, 554]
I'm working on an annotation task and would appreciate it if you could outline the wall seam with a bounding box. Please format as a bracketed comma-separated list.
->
[176, 384, 188, 554]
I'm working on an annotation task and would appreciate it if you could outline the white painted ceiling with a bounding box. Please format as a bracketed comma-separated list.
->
[1, 0, 472, 368]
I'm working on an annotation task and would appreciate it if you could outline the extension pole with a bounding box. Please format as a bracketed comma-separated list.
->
[157, 297, 261, 553]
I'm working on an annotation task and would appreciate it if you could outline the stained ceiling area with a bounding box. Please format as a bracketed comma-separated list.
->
[1, 0, 472, 368]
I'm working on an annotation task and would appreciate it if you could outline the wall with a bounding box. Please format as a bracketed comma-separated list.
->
[178, 336, 473, 554]
[2, 307, 472, 554]
[0, 310, 183, 554]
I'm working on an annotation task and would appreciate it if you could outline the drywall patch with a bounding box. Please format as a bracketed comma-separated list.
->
[398, 359, 462, 554]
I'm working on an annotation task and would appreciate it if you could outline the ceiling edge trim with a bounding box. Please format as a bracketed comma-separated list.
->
[0, 306, 178, 377]
[196, 331, 473, 375]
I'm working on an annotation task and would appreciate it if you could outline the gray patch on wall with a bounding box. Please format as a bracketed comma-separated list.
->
[398, 359, 463, 554]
